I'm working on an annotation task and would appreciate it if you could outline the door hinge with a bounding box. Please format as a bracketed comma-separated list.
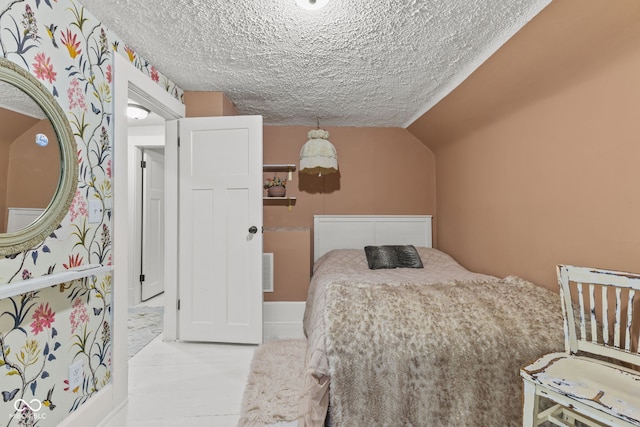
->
[177, 299, 181, 310]
[177, 136, 181, 147]
[139, 274, 145, 282]
[140, 160, 147, 168]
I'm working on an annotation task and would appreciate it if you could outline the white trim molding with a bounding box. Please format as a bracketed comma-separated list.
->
[263, 301, 306, 341]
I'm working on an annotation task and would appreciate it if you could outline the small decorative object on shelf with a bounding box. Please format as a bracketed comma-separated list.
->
[264, 175, 287, 197]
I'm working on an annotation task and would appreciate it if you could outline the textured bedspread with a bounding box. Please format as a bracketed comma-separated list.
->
[303, 248, 496, 379]
[326, 277, 564, 426]
[300, 248, 564, 426]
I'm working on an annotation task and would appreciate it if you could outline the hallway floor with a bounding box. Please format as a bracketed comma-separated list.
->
[101, 295, 256, 427]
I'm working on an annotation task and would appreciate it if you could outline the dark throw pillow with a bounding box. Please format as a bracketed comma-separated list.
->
[364, 245, 424, 269]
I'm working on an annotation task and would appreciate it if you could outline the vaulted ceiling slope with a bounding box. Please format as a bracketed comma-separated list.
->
[80, 0, 551, 127]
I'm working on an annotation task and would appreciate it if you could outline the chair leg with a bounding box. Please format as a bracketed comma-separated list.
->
[522, 380, 540, 427]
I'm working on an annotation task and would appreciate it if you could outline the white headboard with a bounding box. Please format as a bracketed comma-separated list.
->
[313, 215, 433, 261]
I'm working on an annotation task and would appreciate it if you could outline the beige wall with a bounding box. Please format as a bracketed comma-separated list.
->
[263, 126, 435, 227]
[0, 108, 41, 231]
[264, 228, 310, 301]
[408, 0, 640, 291]
[1, 119, 59, 232]
[183, 91, 239, 117]
[263, 126, 436, 299]
[6, 120, 60, 209]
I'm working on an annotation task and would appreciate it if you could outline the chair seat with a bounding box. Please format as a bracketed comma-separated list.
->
[522, 352, 640, 426]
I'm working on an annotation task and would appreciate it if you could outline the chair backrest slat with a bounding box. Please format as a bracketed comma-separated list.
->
[626, 289, 635, 352]
[602, 284, 609, 345]
[577, 282, 587, 340]
[557, 265, 640, 366]
[589, 284, 597, 343]
[559, 283, 572, 353]
[614, 287, 622, 348]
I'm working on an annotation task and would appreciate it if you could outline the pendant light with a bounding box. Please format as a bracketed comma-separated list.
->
[299, 122, 338, 176]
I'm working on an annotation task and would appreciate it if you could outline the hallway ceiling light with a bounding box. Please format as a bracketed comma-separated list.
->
[295, 0, 330, 11]
[127, 103, 150, 120]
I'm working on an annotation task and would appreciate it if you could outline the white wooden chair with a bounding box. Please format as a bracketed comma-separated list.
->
[520, 265, 640, 427]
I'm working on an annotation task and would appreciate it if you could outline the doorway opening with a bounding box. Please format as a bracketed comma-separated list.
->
[127, 111, 166, 306]
[127, 109, 167, 358]
[111, 53, 185, 410]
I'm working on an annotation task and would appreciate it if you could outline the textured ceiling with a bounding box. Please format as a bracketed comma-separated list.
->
[80, 0, 551, 127]
[0, 81, 47, 119]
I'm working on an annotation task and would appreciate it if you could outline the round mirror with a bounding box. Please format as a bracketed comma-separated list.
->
[0, 58, 78, 256]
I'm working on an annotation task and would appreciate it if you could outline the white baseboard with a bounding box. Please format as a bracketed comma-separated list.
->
[57, 385, 116, 427]
[128, 286, 137, 307]
[263, 301, 305, 341]
[95, 396, 128, 427]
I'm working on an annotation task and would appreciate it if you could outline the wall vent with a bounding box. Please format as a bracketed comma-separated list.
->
[263, 253, 274, 292]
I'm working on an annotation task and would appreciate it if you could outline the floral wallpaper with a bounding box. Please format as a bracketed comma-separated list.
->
[0, 273, 112, 426]
[0, 0, 182, 425]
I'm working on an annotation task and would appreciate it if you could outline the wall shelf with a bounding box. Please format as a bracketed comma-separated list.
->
[263, 164, 296, 209]
[263, 164, 296, 173]
[263, 196, 297, 210]
[0, 264, 113, 300]
[263, 196, 297, 202]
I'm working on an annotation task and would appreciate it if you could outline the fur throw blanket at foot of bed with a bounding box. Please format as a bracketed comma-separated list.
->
[324, 276, 565, 427]
[238, 338, 307, 427]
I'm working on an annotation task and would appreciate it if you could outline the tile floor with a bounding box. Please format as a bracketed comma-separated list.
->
[101, 294, 256, 427]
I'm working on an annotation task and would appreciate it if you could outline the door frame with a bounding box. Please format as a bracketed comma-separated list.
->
[112, 54, 184, 411]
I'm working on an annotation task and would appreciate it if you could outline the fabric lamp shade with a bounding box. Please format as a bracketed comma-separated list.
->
[299, 129, 338, 175]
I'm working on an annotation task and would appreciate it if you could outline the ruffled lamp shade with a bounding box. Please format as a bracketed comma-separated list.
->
[299, 129, 338, 176]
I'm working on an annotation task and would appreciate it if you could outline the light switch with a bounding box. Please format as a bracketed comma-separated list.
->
[88, 200, 102, 223]
[68, 360, 83, 392]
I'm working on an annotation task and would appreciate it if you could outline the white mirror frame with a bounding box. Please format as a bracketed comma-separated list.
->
[0, 58, 78, 256]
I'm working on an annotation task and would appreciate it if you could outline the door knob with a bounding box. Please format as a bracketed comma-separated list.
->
[248, 226, 258, 234]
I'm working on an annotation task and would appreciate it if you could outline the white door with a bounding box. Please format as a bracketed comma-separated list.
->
[178, 116, 263, 344]
[141, 149, 165, 301]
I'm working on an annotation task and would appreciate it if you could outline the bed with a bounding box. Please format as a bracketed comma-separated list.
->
[298, 215, 565, 427]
